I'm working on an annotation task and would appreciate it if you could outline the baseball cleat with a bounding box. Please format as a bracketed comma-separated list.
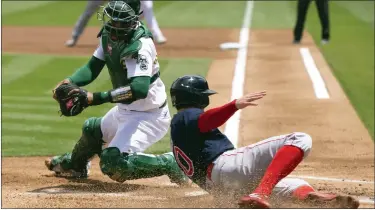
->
[65, 38, 77, 47]
[238, 193, 271, 209]
[155, 35, 167, 45]
[304, 192, 360, 208]
[321, 39, 329, 45]
[45, 154, 90, 179]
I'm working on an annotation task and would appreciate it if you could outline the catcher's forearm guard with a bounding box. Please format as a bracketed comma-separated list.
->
[109, 86, 134, 103]
[91, 86, 134, 106]
[55, 83, 89, 117]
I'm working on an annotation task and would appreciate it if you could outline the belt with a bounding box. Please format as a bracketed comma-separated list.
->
[159, 99, 167, 109]
[206, 163, 214, 181]
[150, 71, 160, 84]
[128, 99, 167, 112]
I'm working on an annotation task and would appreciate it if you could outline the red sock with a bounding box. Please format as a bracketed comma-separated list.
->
[292, 185, 315, 200]
[252, 145, 304, 196]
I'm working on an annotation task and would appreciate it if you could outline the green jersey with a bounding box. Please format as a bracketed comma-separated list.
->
[96, 22, 154, 89]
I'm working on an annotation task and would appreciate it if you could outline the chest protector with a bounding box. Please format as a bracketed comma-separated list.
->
[101, 23, 153, 89]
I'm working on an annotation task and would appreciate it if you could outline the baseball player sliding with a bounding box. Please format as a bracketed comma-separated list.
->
[45, 0, 188, 186]
[169, 75, 360, 209]
[65, 0, 167, 47]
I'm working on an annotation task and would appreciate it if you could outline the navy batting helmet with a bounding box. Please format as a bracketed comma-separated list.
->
[170, 75, 217, 109]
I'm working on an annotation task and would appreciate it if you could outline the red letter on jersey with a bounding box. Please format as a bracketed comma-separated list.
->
[173, 146, 194, 177]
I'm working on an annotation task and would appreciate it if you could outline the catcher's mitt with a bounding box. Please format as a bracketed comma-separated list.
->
[54, 83, 89, 117]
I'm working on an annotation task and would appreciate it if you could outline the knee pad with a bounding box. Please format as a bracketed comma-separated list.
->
[82, 117, 103, 140]
[100, 148, 173, 183]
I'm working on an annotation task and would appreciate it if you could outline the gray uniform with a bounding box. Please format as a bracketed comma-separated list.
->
[71, 0, 106, 41]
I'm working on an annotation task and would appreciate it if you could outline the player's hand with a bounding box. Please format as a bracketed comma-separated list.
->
[52, 79, 71, 101]
[235, 91, 267, 109]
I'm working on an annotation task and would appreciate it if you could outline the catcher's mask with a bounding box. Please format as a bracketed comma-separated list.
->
[97, 0, 141, 42]
[170, 75, 217, 110]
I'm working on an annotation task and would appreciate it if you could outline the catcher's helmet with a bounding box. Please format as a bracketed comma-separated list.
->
[170, 75, 217, 109]
[98, 0, 141, 41]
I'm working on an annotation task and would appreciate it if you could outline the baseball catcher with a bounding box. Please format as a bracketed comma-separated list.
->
[46, 0, 188, 185]
[169, 75, 360, 208]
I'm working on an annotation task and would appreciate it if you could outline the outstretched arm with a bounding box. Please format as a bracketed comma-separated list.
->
[198, 100, 238, 133]
[52, 37, 106, 101]
[198, 91, 267, 133]
[68, 56, 105, 86]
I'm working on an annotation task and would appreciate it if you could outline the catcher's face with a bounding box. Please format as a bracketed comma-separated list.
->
[102, 11, 138, 41]
[98, 2, 139, 42]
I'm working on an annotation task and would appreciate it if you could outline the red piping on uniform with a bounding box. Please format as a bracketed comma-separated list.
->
[198, 100, 238, 133]
[221, 152, 244, 156]
[245, 136, 290, 150]
[206, 163, 214, 181]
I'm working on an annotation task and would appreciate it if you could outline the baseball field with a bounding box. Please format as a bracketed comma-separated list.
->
[1, 0, 374, 208]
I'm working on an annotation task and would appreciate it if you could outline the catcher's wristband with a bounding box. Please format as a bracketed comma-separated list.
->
[92, 91, 111, 106]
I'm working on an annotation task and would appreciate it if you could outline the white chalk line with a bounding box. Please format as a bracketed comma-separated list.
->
[24, 191, 167, 200]
[224, 0, 254, 146]
[23, 189, 210, 200]
[358, 197, 375, 205]
[288, 175, 374, 205]
[300, 47, 330, 99]
[23, 190, 373, 205]
[288, 175, 374, 184]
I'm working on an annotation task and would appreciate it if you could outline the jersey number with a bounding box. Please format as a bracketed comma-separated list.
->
[173, 146, 194, 177]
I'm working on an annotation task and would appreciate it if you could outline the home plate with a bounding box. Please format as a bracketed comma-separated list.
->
[220, 42, 243, 50]
[185, 190, 209, 197]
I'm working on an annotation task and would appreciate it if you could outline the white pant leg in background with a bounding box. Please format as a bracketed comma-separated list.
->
[208, 132, 313, 198]
[140, 0, 165, 40]
[100, 105, 171, 153]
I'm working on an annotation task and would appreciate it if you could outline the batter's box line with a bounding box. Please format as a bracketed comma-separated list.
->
[288, 175, 374, 184]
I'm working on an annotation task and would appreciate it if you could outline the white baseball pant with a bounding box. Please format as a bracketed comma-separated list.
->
[206, 132, 313, 199]
[140, 1, 165, 41]
[100, 104, 171, 153]
[71, 0, 106, 39]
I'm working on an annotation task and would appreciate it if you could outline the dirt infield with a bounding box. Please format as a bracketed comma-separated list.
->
[2, 26, 374, 208]
[2, 26, 239, 59]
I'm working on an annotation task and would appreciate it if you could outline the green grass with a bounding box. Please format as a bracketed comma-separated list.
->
[2, 1, 245, 28]
[252, 1, 374, 139]
[1, 53, 211, 156]
[1, 1, 52, 16]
